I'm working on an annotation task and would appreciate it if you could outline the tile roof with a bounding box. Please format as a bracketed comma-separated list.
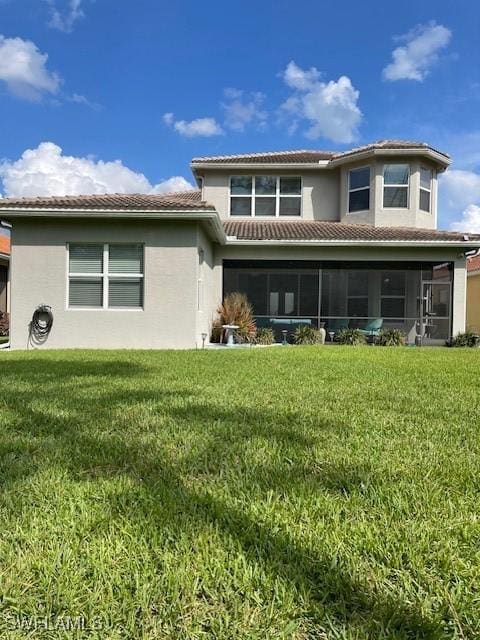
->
[0, 233, 10, 255]
[332, 139, 450, 160]
[223, 220, 480, 243]
[192, 140, 449, 165]
[0, 190, 211, 211]
[191, 150, 334, 164]
[468, 255, 480, 272]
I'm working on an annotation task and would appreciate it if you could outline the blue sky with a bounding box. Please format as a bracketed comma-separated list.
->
[0, 0, 479, 231]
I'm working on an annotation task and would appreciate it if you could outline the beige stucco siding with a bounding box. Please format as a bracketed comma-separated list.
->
[202, 169, 340, 221]
[467, 272, 480, 333]
[339, 157, 438, 229]
[196, 224, 215, 343]
[10, 219, 202, 349]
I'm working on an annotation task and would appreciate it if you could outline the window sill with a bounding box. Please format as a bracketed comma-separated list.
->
[345, 209, 371, 215]
[67, 307, 145, 312]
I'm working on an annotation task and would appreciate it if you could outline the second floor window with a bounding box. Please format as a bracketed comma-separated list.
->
[348, 167, 370, 212]
[383, 164, 409, 208]
[230, 176, 302, 217]
[419, 167, 432, 212]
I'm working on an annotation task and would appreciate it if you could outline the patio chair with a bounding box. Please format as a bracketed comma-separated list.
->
[326, 319, 349, 333]
[358, 318, 383, 339]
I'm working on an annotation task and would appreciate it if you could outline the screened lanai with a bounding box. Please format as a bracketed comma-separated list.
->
[223, 260, 453, 344]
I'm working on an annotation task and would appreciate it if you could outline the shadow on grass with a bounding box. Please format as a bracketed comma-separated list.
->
[0, 357, 443, 638]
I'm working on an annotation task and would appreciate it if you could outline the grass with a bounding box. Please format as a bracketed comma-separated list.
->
[0, 346, 479, 639]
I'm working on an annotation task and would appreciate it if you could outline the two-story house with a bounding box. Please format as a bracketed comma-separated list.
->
[2, 140, 479, 349]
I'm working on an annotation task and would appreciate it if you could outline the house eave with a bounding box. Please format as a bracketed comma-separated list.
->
[1, 208, 227, 244]
[224, 238, 479, 249]
[329, 148, 451, 170]
[191, 161, 331, 173]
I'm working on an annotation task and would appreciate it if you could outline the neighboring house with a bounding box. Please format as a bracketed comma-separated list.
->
[467, 255, 480, 333]
[0, 233, 10, 316]
[1, 140, 480, 350]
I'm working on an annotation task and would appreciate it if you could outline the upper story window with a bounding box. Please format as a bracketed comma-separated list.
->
[419, 167, 432, 212]
[68, 243, 144, 309]
[230, 176, 302, 217]
[348, 167, 370, 212]
[383, 164, 409, 208]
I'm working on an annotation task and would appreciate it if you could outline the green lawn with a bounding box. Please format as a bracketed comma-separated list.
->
[0, 347, 479, 639]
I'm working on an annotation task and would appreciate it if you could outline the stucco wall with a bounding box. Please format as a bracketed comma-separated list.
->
[201, 157, 438, 229]
[202, 169, 340, 221]
[10, 219, 202, 350]
[339, 157, 438, 229]
[196, 224, 215, 344]
[466, 272, 480, 332]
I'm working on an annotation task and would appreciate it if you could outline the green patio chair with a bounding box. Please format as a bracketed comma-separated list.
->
[358, 318, 383, 338]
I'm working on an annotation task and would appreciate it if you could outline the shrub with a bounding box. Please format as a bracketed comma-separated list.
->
[378, 328, 406, 346]
[212, 293, 256, 343]
[293, 325, 322, 345]
[255, 327, 275, 345]
[337, 328, 366, 346]
[0, 312, 9, 337]
[448, 331, 480, 348]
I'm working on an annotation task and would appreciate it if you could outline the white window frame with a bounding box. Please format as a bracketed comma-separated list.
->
[347, 166, 370, 214]
[229, 176, 303, 217]
[382, 163, 410, 209]
[419, 167, 432, 213]
[67, 243, 144, 311]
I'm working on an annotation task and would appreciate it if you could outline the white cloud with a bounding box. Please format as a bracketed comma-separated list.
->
[383, 21, 452, 82]
[0, 35, 60, 101]
[0, 142, 194, 197]
[279, 61, 361, 143]
[439, 169, 480, 232]
[163, 112, 223, 137]
[222, 88, 268, 132]
[450, 205, 480, 233]
[441, 169, 480, 214]
[46, 0, 84, 33]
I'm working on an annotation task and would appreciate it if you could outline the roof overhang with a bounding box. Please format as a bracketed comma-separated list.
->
[328, 148, 451, 170]
[1, 208, 227, 244]
[191, 161, 331, 184]
[224, 238, 480, 250]
[0, 252, 9, 262]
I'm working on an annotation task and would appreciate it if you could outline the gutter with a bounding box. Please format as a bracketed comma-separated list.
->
[0, 208, 227, 245]
[224, 238, 480, 249]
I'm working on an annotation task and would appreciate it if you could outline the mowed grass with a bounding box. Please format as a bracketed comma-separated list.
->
[0, 347, 479, 639]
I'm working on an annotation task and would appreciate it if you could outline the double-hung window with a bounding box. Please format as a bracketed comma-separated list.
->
[383, 164, 409, 208]
[348, 167, 370, 212]
[68, 243, 144, 309]
[419, 167, 432, 212]
[230, 176, 302, 217]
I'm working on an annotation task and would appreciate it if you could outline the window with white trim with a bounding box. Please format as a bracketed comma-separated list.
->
[230, 176, 302, 217]
[383, 164, 409, 208]
[419, 167, 432, 212]
[348, 167, 370, 212]
[68, 243, 144, 309]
